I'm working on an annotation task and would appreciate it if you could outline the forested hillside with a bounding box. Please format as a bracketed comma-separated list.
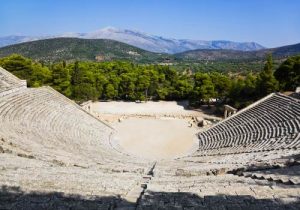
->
[0, 38, 299, 74]
[175, 43, 300, 61]
[0, 38, 171, 63]
[1, 54, 299, 109]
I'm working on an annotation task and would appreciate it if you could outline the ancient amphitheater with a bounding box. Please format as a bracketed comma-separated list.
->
[0, 66, 300, 209]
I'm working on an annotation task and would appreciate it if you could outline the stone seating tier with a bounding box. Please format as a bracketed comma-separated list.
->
[1, 67, 300, 209]
[0, 87, 149, 169]
[196, 93, 300, 156]
[0, 67, 27, 96]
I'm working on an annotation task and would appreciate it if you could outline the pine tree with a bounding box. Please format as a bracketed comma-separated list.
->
[71, 61, 80, 85]
[274, 55, 300, 91]
[257, 54, 279, 96]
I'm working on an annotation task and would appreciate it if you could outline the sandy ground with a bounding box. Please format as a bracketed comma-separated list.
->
[112, 118, 198, 160]
[90, 100, 204, 116]
[86, 101, 220, 160]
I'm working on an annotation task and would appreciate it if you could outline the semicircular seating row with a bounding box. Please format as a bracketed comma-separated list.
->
[0, 86, 149, 168]
[0, 68, 153, 200]
[195, 93, 300, 156]
[0, 67, 27, 96]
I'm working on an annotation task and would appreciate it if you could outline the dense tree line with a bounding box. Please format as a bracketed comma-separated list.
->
[274, 55, 300, 91]
[172, 60, 267, 73]
[0, 54, 299, 109]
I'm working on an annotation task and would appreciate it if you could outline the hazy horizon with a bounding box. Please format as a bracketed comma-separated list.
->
[1, 0, 299, 48]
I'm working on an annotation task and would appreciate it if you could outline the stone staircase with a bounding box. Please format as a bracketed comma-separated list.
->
[240, 165, 300, 185]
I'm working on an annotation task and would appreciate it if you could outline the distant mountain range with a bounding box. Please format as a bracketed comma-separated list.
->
[0, 37, 299, 63]
[176, 43, 300, 61]
[0, 27, 265, 53]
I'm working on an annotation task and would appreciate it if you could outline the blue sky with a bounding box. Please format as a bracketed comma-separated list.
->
[0, 0, 299, 47]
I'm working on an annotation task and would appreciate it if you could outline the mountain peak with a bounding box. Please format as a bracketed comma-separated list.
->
[93, 27, 150, 37]
[99, 26, 120, 32]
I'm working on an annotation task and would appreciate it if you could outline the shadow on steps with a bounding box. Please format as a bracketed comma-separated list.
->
[1, 185, 300, 209]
